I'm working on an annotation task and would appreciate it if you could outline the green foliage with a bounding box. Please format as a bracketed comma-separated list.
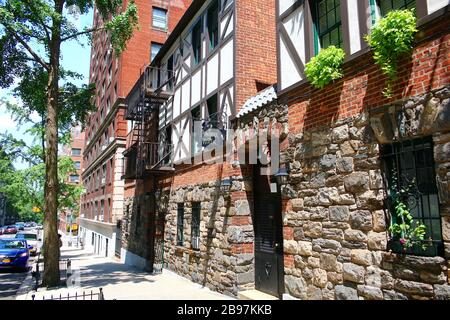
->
[388, 170, 429, 251]
[365, 9, 418, 98]
[305, 46, 345, 89]
[105, 0, 139, 54]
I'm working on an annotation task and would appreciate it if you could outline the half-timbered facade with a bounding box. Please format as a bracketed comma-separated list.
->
[122, 0, 279, 297]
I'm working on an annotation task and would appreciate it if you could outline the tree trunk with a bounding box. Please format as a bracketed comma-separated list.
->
[42, 0, 64, 288]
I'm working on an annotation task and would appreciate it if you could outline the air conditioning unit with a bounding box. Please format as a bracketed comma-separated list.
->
[99, 215, 104, 222]
[101, 145, 107, 151]
[101, 178, 106, 185]
[109, 137, 115, 143]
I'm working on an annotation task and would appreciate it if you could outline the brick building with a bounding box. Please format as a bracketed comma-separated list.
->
[79, 0, 191, 258]
[58, 126, 85, 234]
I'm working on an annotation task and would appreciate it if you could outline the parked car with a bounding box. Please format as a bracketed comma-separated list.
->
[15, 231, 41, 256]
[0, 239, 30, 271]
[3, 225, 18, 234]
[15, 222, 25, 231]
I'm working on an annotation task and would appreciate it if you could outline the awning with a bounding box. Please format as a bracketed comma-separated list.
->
[235, 85, 278, 119]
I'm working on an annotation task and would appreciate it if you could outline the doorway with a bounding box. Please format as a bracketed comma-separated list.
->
[253, 163, 284, 298]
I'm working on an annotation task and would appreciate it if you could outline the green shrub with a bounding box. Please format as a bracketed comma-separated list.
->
[305, 45, 345, 89]
[365, 9, 418, 97]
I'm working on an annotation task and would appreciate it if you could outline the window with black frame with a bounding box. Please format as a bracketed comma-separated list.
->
[177, 203, 184, 246]
[191, 202, 201, 250]
[313, 0, 343, 52]
[192, 19, 202, 66]
[377, 0, 415, 17]
[207, 0, 219, 51]
[381, 137, 443, 257]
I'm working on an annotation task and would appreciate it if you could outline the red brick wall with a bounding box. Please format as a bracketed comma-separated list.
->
[235, 0, 277, 112]
[286, 16, 450, 134]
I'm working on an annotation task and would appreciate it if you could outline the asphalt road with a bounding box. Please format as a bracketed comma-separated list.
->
[0, 232, 39, 300]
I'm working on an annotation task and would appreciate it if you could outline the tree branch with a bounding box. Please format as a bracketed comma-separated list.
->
[61, 26, 105, 43]
[4, 25, 50, 71]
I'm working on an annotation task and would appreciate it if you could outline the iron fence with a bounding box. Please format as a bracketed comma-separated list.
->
[32, 254, 72, 290]
[31, 288, 104, 300]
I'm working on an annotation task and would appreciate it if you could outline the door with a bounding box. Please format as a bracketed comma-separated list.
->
[253, 163, 284, 298]
[115, 221, 122, 258]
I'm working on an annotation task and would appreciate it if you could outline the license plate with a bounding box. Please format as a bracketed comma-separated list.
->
[2, 259, 11, 263]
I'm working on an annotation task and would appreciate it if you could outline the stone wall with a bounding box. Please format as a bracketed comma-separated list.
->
[282, 86, 450, 300]
[162, 177, 255, 297]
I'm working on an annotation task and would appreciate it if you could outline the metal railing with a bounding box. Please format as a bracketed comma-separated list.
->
[31, 288, 104, 300]
[142, 142, 174, 170]
[32, 253, 72, 290]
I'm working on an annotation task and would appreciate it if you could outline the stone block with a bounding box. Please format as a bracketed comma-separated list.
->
[235, 200, 251, 216]
[332, 124, 349, 143]
[344, 172, 369, 194]
[367, 231, 387, 250]
[394, 279, 434, 296]
[303, 222, 323, 238]
[343, 263, 366, 284]
[320, 253, 338, 271]
[336, 157, 354, 173]
[291, 198, 304, 210]
[335, 285, 358, 300]
[434, 284, 450, 300]
[284, 240, 298, 255]
[329, 206, 350, 222]
[320, 154, 336, 170]
[350, 210, 373, 231]
[322, 228, 344, 241]
[372, 210, 387, 232]
[285, 275, 307, 299]
[357, 285, 384, 300]
[312, 269, 328, 288]
[312, 239, 341, 255]
[298, 241, 313, 256]
[351, 249, 373, 266]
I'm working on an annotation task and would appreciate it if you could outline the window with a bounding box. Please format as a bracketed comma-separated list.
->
[74, 161, 81, 170]
[69, 174, 80, 183]
[191, 107, 202, 155]
[71, 148, 81, 156]
[151, 42, 163, 62]
[177, 203, 184, 246]
[207, 0, 219, 51]
[377, 0, 415, 17]
[152, 7, 167, 30]
[192, 19, 202, 65]
[313, 0, 343, 53]
[167, 55, 174, 91]
[207, 94, 219, 129]
[381, 137, 443, 257]
[191, 202, 201, 250]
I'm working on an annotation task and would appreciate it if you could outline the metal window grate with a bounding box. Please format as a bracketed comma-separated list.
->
[191, 202, 201, 250]
[314, 0, 343, 50]
[378, 0, 416, 17]
[177, 203, 184, 246]
[380, 136, 444, 257]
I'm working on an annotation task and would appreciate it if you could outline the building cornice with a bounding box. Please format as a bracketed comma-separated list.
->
[82, 138, 126, 179]
[84, 97, 126, 155]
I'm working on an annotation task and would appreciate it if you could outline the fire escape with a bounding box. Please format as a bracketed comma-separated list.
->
[123, 66, 175, 180]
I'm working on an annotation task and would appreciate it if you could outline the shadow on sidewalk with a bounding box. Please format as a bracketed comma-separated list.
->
[76, 262, 155, 289]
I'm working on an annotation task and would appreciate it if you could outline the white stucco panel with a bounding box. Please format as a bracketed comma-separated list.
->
[427, 0, 449, 14]
[279, 0, 297, 16]
[280, 35, 302, 90]
[347, 0, 361, 54]
[173, 88, 181, 119]
[220, 39, 234, 85]
[220, 12, 234, 39]
[181, 79, 191, 114]
[207, 53, 219, 95]
[192, 69, 202, 105]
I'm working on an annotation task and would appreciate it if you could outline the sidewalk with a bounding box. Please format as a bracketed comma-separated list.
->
[17, 235, 234, 300]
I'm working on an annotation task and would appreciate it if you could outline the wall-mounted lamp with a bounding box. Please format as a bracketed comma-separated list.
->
[275, 164, 290, 186]
[220, 177, 233, 193]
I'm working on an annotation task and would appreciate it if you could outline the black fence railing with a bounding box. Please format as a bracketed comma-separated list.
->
[32, 254, 72, 290]
[31, 288, 104, 300]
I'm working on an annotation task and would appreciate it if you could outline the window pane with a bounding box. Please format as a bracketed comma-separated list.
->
[71, 148, 81, 156]
[151, 43, 162, 62]
[315, 0, 343, 50]
[378, 0, 416, 17]
[153, 7, 167, 29]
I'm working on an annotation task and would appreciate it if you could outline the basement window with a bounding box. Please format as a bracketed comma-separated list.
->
[177, 203, 184, 246]
[381, 136, 443, 257]
[191, 202, 201, 250]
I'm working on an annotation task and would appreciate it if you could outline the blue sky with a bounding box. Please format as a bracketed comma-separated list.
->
[0, 9, 93, 170]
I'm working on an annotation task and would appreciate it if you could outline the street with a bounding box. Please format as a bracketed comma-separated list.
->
[0, 232, 39, 300]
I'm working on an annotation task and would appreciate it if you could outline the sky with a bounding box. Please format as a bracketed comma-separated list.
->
[0, 7, 93, 170]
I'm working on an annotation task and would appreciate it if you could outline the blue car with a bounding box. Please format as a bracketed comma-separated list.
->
[0, 239, 30, 271]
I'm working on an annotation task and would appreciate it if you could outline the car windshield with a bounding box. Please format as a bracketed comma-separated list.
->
[0, 240, 26, 249]
[16, 233, 37, 240]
